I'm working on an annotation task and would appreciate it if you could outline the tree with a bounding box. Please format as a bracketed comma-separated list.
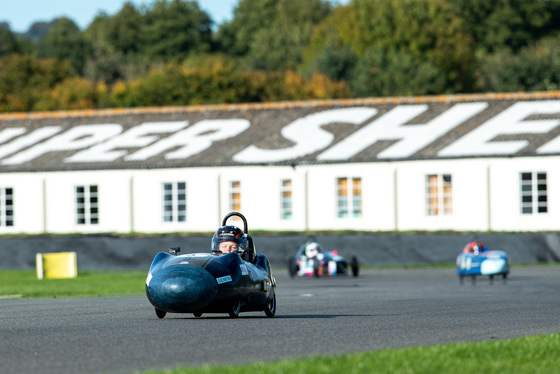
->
[350, 46, 448, 97]
[140, 0, 213, 62]
[0, 27, 20, 57]
[34, 77, 98, 111]
[84, 4, 146, 84]
[37, 18, 91, 75]
[448, 0, 560, 54]
[305, 0, 476, 94]
[217, 0, 332, 71]
[0, 54, 75, 112]
[478, 34, 560, 92]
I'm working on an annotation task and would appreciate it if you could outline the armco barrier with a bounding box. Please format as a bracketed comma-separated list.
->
[1, 233, 559, 270]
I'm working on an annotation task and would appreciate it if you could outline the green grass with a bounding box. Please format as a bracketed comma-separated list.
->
[136, 333, 560, 374]
[0, 269, 146, 299]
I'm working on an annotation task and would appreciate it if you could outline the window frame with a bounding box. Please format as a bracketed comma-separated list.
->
[520, 172, 548, 215]
[75, 185, 99, 225]
[162, 182, 187, 223]
[280, 179, 293, 220]
[337, 177, 362, 218]
[0, 187, 14, 227]
[425, 174, 453, 216]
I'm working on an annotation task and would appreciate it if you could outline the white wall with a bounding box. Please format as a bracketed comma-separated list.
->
[489, 157, 560, 232]
[0, 173, 45, 234]
[44, 170, 132, 234]
[304, 163, 397, 231]
[1, 156, 558, 234]
[132, 168, 220, 233]
[396, 159, 491, 232]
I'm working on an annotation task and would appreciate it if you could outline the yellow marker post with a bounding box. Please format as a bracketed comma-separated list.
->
[36, 252, 78, 280]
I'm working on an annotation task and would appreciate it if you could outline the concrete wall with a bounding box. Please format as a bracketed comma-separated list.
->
[1, 232, 559, 271]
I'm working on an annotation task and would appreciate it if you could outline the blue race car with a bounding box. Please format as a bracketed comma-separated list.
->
[146, 212, 276, 318]
[456, 240, 510, 283]
[288, 240, 359, 277]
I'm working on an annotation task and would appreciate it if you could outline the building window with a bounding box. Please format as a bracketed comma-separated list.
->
[76, 185, 98, 225]
[520, 172, 547, 214]
[426, 174, 452, 216]
[281, 179, 292, 220]
[337, 177, 362, 218]
[163, 182, 186, 222]
[230, 181, 241, 212]
[0, 187, 14, 227]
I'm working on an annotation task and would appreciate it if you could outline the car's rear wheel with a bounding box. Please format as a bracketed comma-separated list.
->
[264, 293, 276, 318]
[155, 308, 166, 319]
[193, 312, 202, 318]
[351, 256, 359, 277]
[229, 297, 241, 318]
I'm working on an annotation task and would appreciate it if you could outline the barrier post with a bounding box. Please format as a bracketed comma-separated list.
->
[36, 252, 78, 280]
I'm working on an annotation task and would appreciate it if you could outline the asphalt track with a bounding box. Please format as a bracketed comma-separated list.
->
[1, 266, 560, 374]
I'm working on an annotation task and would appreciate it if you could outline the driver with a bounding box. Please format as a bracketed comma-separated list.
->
[211, 225, 246, 255]
[463, 241, 487, 255]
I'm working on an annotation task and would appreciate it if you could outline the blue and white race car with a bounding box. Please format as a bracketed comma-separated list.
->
[456, 241, 509, 283]
[288, 240, 359, 277]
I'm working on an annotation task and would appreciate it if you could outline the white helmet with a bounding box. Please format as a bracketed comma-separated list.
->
[305, 242, 322, 258]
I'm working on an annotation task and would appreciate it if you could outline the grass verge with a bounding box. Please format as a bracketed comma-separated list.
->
[136, 333, 560, 374]
[0, 269, 146, 299]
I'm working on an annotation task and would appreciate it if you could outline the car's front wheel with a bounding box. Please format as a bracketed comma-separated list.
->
[155, 308, 166, 319]
[264, 293, 276, 318]
[229, 297, 241, 318]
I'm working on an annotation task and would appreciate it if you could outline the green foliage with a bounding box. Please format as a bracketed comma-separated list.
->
[109, 57, 351, 107]
[0, 54, 75, 112]
[33, 77, 99, 111]
[37, 17, 91, 75]
[219, 0, 332, 71]
[350, 46, 448, 97]
[478, 34, 560, 92]
[449, 0, 559, 54]
[140, 0, 213, 62]
[2, 0, 560, 112]
[310, 0, 476, 93]
[0, 27, 20, 57]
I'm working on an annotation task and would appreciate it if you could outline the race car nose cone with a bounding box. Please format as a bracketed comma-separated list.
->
[147, 265, 218, 312]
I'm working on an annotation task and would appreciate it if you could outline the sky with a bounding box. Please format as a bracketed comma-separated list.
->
[2, 0, 351, 33]
[1, 0, 239, 33]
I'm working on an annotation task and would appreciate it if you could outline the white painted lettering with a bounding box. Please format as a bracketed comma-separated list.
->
[1, 125, 122, 165]
[233, 108, 377, 163]
[318, 103, 488, 160]
[65, 121, 189, 163]
[126, 119, 250, 161]
[439, 101, 560, 157]
[0, 128, 26, 144]
[538, 134, 560, 154]
[0, 127, 61, 161]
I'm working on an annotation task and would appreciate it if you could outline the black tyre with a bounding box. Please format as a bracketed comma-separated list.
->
[288, 257, 297, 277]
[193, 312, 202, 318]
[313, 258, 320, 277]
[264, 293, 276, 318]
[351, 256, 359, 277]
[229, 297, 241, 318]
[155, 308, 166, 319]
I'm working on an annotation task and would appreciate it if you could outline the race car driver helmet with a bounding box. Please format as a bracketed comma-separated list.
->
[211, 225, 246, 255]
[305, 242, 322, 258]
